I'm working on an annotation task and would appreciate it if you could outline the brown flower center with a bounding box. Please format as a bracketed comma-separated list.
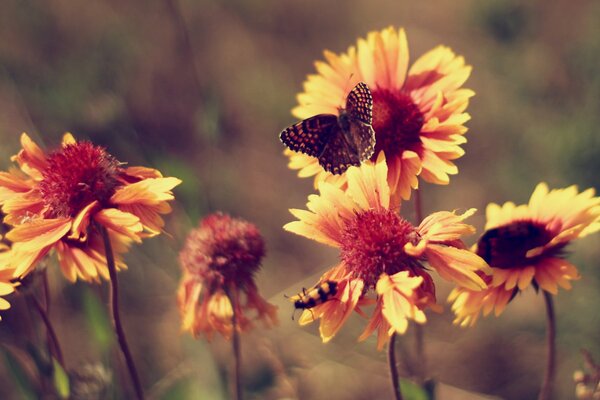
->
[476, 220, 555, 269]
[38, 142, 121, 218]
[340, 209, 421, 288]
[370, 89, 424, 161]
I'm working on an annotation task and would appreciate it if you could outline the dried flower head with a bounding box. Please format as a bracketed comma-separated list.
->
[0, 133, 181, 283]
[178, 213, 278, 339]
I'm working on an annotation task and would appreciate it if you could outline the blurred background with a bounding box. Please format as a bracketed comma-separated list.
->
[0, 0, 599, 399]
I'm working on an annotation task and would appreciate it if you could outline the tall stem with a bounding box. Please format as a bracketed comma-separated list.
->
[100, 227, 144, 400]
[538, 291, 556, 400]
[388, 332, 404, 400]
[227, 288, 243, 400]
[31, 295, 64, 368]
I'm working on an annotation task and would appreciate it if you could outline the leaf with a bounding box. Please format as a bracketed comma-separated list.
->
[82, 288, 113, 352]
[52, 359, 70, 399]
[400, 378, 431, 400]
[2, 348, 37, 400]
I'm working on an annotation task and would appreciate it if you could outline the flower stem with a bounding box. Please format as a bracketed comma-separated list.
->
[31, 295, 64, 368]
[227, 288, 243, 400]
[538, 290, 556, 400]
[388, 332, 404, 400]
[100, 226, 144, 400]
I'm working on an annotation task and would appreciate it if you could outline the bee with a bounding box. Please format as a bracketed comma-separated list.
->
[288, 280, 339, 319]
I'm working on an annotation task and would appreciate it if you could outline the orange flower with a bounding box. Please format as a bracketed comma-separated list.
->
[178, 213, 278, 340]
[450, 183, 600, 327]
[0, 133, 181, 282]
[0, 243, 16, 320]
[284, 153, 489, 348]
[286, 26, 473, 201]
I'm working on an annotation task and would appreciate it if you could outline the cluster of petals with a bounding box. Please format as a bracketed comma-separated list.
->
[0, 133, 181, 284]
[450, 183, 600, 327]
[286, 26, 473, 202]
[284, 153, 489, 348]
[178, 213, 278, 340]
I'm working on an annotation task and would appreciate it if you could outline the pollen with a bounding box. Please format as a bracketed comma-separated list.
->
[340, 209, 421, 288]
[476, 220, 555, 269]
[38, 142, 121, 218]
[370, 89, 424, 161]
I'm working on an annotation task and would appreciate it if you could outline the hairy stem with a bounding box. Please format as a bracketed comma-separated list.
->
[101, 226, 144, 400]
[388, 332, 404, 400]
[538, 291, 556, 400]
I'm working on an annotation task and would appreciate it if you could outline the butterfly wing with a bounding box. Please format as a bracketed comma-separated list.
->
[279, 114, 338, 157]
[318, 125, 361, 175]
[347, 120, 375, 162]
[345, 82, 373, 124]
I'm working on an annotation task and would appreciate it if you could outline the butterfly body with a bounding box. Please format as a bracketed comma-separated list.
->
[280, 82, 375, 175]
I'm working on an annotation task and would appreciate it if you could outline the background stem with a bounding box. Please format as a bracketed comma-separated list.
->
[227, 288, 243, 400]
[538, 291, 556, 400]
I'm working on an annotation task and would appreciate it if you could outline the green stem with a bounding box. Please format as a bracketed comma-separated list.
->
[538, 291, 556, 400]
[101, 226, 144, 400]
[226, 288, 243, 400]
[31, 295, 64, 368]
[388, 332, 404, 400]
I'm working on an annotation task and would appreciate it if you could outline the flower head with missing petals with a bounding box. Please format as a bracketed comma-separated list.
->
[178, 213, 278, 340]
[0, 133, 181, 283]
[284, 153, 489, 349]
[449, 183, 600, 327]
[286, 26, 473, 202]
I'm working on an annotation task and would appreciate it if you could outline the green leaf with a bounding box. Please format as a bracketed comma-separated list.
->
[82, 287, 112, 352]
[400, 378, 431, 400]
[2, 348, 37, 400]
[52, 359, 70, 399]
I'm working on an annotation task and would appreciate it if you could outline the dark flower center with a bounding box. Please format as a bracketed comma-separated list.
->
[340, 209, 421, 287]
[38, 142, 121, 218]
[370, 89, 424, 161]
[476, 220, 555, 269]
[179, 213, 265, 291]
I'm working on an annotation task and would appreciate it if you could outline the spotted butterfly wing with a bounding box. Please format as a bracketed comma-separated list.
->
[279, 114, 338, 158]
[279, 82, 375, 175]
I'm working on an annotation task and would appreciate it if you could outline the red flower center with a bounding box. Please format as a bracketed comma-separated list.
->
[476, 220, 555, 269]
[38, 142, 121, 218]
[370, 89, 424, 161]
[340, 209, 421, 288]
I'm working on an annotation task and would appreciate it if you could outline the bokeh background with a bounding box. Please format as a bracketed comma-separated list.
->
[1, 0, 599, 399]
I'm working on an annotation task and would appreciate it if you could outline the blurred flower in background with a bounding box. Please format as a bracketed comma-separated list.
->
[0, 133, 181, 282]
[284, 154, 489, 349]
[0, 241, 16, 319]
[450, 183, 600, 326]
[178, 212, 278, 340]
[286, 26, 473, 202]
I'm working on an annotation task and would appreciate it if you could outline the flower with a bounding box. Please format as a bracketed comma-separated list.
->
[177, 212, 278, 340]
[284, 153, 489, 348]
[0, 133, 181, 282]
[286, 26, 473, 201]
[449, 183, 600, 327]
[0, 242, 16, 320]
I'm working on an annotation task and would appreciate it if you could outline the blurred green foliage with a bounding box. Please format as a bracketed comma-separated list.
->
[0, 0, 599, 399]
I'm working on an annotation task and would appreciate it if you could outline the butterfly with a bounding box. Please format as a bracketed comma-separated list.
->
[279, 82, 376, 175]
